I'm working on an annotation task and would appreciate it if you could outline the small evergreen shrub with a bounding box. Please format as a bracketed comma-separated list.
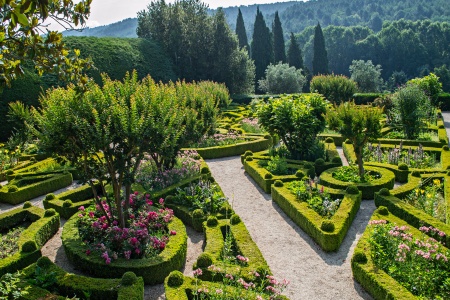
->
[192, 209, 205, 219]
[304, 162, 313, 169]
[21, 240, 37, 252]
[353, 250, 368, 264]
[121, 272, 138, 286]
[165, 195, 174, 203]
[274, 180, 283, 187]
[246, 156, 253, 162]
[378, 188, 390, 196]
[44, 209, 56, 217]
[321, 220, 335, 232]
[331, 156, 342, 164]
[36, 256, 52, 269]
[62, 200, 73, 208]
[345, 139, 352, 144]
[8, 185, 18, 193]
[201, 166, 210, 174]
[23, 201, 32, 209]
[45, 193, 56, 200]
[196, 252, 213, 268]
[377, 206, 389, 216]
[315, 158, 325, 166]
[412, 171, 421, 177]
[439, 124, 445, 129]
[264, 173, 273, 179]
[219, 204, 233, 216]
[206, 216, 218, 227]
[14, 175, 22, 180]
[6, 170, 14, 175]
[443, 145, 449, 151]
[325, 137, 334, 143]
[244, 150, 253, 157]
[398, 163, 408, 171]
[167, 271, 184, 287]
[346, 185, 359, 195]
[230, 214, 241, 225]
[295, 170, 305, 178]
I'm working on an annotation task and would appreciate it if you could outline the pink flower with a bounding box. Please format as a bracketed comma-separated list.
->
[78, 214, 83, 218]
[193, 268, 203, 276]
[135, 248, 141, 255]
[88, 212, 95, 218]
[159, 198, 164, 205]
[146, 200, 153, 206]
[85, 249, 91, 255]
[170, 230, 177, 235]
[130, 237, 138, 246]
[134, 191, 139, 196]
[78, 206, 85, 211]
[124, 251, 131, 260]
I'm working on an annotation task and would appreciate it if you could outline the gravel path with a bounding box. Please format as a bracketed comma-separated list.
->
[206, 156, 374, 299]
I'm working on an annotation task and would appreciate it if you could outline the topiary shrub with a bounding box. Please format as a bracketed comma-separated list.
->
[353, 250, 368, 264]
[62, 200, 73, 207]
[121, 272, 138, 286]
[36, 256, 53, 269]
[230, 214, 241, 225]
[304, 162, 313, 169]
[274, 180, 283, 187]
[378, 188, 390, 196]
[219, 204, 233, 216]
[321, 220, 335, 232]
[331, 156, 342, 164]
[246, 156, 253, 162]
[192, 209, 205, 219]
[165, 195, 174, 203]
[398, 163, 408, 171]
[412, 171, 421, 177]
[45, 193, 56, 200]
[439, 124, 445, 129]
[6, 170, 14, 175]
[8, 185, 18, 193]
[264, 173, 273, 179]
[14, 175, 22, 180]
[30, 157, 37, 162]
[377, 206, 389, 216]
[325, 137, 334, 143]
[167, 271, 184, 287]
[244, 150, 253, 157]
[295, 170, 305, 178]
[346, 185, 359, 195]
[443, 145, 449, 151]
[206, 216, 218, 227]
[315, 158, 325, 166]
[21, 240, 37, 253]
[345, 139, 352, 144]
[264, 134, 271, 140]
[201, 166, 210, 174]
[23, 201, 32, 209]
[44, 209, 56, 217]
[196, 252, 213, 268]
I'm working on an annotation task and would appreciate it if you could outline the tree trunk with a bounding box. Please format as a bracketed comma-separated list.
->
[355, 146, 365, 181]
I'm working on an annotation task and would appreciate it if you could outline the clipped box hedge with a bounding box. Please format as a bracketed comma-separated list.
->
[0, 204, 60, 277]
[271, 184, 361, 252]
[62, 213, 187, 285]
[0, 172, 73, 204]
[17, 257, 144, 300]
[319, 166, 395, 200]
[352, 207, 434, 300]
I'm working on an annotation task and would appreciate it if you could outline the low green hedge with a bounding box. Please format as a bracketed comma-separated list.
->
[184, 135, 272, 159]
[352, 93, 384, 105]
[271, 185, 361, 252]
[9, 158, 58, 176]
[61, 213, 187, 284]
[365, 162, 409, 183]
[0, 172, 73, 204]
[318, 133, 344, 146]
[319, 166, 395, 200]
[352, 208, 429, 300]
[193, 218, 271, 283]
[0, 205, 60, 277]
[17, 258, 144, 300]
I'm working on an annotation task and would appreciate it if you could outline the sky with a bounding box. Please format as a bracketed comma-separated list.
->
[48, 0, 299, 31]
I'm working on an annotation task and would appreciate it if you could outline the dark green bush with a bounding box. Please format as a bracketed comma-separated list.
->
[310, 74, 357, 104]
[245, 156, 253, 162]
[295, 170, 305, 178]
[346, 185, 359, 195]
[244, 150, 253, 157]
[264, 173, 273, 179]
[320, 220, 335, 232]
[206, 216, 218, 227]
[274, 180, 283, 187]
[200, 166, 210, 174]
[230, 214, 241, 225]
[378, 188, 390, 196]
[192, 209, 205, 219]
[36, 256, 52, 269]
[315, 158, 325, 166]
[443, 145, 449, 151]
[23, 201, 32, 209]
[196, 253, 213, 268]
[412, 171, 421, 177]
[345, 139, 352, 144]
[352, 250, 368, 264]
[21, 240, 37, 253]
[62, 200, 72, 208]
[325, 137, 334, 143]
[8, 185, 18, 193]
[121, 272, 138, 286]
[331, 156, 342, 164]
[45, 193, 56, 200]
[6, 170, 14, 175]
[167, 271, 184, 287]
[44, 209, 56, 217]
[377, 206, 389, 215]
[398, 163, 408, 171]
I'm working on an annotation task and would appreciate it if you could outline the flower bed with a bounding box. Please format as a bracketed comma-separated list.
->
[272, 183, 361, 252]
[352, 207, 449, 300]
[0, 203, 60, 277]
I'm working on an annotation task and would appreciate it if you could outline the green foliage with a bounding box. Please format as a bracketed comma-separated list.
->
[230, 214, 241, 225]
[258, 93, 327, 160]
[433, 65, 450, 92]
[349, 60, 383, 93]
[21, 241, 37, 253]
[320, 220, 335, 232]
[407, 73, 443, 105]
[274, 180, 284, 187]
[378, 189, 390, 197]
[310, 74, 357, 104]
[206, 216, 219, 227]
[121, 272, 138, 286]
[36, 257, 52, 269]
[235, 9, 249, 51]
[272, 11, 286, 64]
[251, 8, 273, 87]
[312, 23, 328, 75]
[346, 185, 360, 195]
[377, 206, 389, 215]
[352, 250, 367, 264]
[0, 272, 28, 300]
[287, 32, 304, 71]
[258, 62, 306, 94]
[266, 156, 289, 176]
[167, 271, 184, 288]
[397, 163, 409, 171]
[196, 252, 213, 268]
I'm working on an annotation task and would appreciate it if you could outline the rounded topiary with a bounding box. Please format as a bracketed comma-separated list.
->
[398, 163, 408, 171]
[167, 271, 184, 287]
[30, 157, 37, 162]
[206, 216, 218, 227]
[378, 188, 390, 196]
[121, 272, 138, 286]
[44, 209, 56, 217]
[23, 201, 32, 209]
[264, 173, 273, 180]
[331, 156, 342, 164]
[192, 209, 205, 219]
[5, 170, 14, 175]
[62, 200, 73, 208]
[245, 156, 253, 162]
[264, 134, 271, 140]
[244, 150, 253, 157]
[8, 185, 18, 193]
[315, 158, 325, 166]
[439, 124, 445, 129]
[353, 250, 368, 264]
[345, 139, 352, 144]
[237, 129, 243, 134]
[346, 185, 359, 195]
[274, 180, 283, 187]
[219, 204, 233, 216]
[377, 206, 389, 216]
[321, 220, 335, 232]
[412, 171, 421, 177]
[207, 176, 215, 183]
[196, 252, 213, 268]
[165, 195, 174, 203]
[325, 137, 334, 143]
[230, 214, 241, 225]
[45, 193, 56, 201]
[14, 175, 22, 180]
[36, 256, 52, 269]
[200, 166, 210, 174]
[447, 171, 450, 177]
[21, 240, 37, 253]
[443, 145, 449, 151]
[303, 162, 313, 169]
[295, 170, 305, 178]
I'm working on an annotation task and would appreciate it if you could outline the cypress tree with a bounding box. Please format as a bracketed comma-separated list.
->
[251, 7, 273, 85]
[272, 11, 286, 63]
[287, 32, 304, 70]
[235, 8, 249, 52]
[312, 22, 329, 75]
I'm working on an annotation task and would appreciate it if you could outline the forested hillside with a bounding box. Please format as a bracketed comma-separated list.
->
[63, 18, 138, 38]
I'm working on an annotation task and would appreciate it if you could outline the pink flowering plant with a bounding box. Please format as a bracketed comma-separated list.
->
[191, 132, 246, 148]
[368, 220, 450, 298]
[240, 117, 264, 134]
[77, 192, 175, 263]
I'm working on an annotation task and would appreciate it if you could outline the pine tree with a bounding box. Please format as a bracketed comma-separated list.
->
[272, 11, 286, 63]
[312, 22, 329, 75]
[287, 32, 304, 70]
[235, 8, 249, 52]
[251, 7, 273, 85]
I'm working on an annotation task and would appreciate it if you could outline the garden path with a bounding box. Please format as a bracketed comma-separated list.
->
[441, 112, 450, 144]
[206, 156, 374, 299]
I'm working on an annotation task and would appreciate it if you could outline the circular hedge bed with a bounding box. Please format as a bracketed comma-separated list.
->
[319, 166, 395, 200]
[61, 213, 187, 285]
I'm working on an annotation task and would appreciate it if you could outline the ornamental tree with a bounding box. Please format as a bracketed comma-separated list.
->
[0, 0, 93, 88]
[257, 93, 327, 160]
[326, 102, 382, 179]
[32, 71, 221, 228]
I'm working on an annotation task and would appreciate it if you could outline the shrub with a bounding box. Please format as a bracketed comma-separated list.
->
[407, 73, 443, 106]
[443, 145, 449, 151]
[23, 201, 32, 209]
[121, 271, 138, 286]
[310, 74, 357, 104]
[200, 166, 210, 174]
[377, 206, 389, 215]
[352, 250, 368, 264]
[346, 185, 359, 195]
[45, 193, 56, 200]
[219, 204, 233, 216]
[378, 188, 390, 196]
[345, 139, 352, 144]
[295, 170, 305, 178]
[264, 173, 273, 179]
[21, 240, 37, 253]
[6, 170, 14, 175]
[7, 185, 18, 193]
[258, 62, 306, 94]
[244, 150, 253, 157]
[315, 158, 325, 166]
[274, 180, 284, 187]
[192, 209, 205, 219]
[349, 60, 383, 93]
[44, 209, 56, 217]
[398, 163, 409, 171]
[331, 156, 342, 164]
[245, 156, 253, 162]
[230, 214, 241, 225]
[167, 271, 184, 287]
[412, 170, 421, 177]
[320, 220, 335, 232]
[325, 137, 334, 143]
[206, 216, 218, 227]
[196, 252, 213, 268]
[36, 256, 53, 269]
[62, 200, 72, 207]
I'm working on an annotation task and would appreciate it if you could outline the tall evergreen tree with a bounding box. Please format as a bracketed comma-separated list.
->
[272, 11, 286, 63]
[287, 32, 304, 70]
[251, 7, 274, 85]
[312, 22, 329, 75]
[235, 8, 249, 52]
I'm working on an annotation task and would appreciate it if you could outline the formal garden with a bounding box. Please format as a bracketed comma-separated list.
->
[0, 70, 449, 300]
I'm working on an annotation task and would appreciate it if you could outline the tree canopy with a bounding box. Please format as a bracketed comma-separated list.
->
[312, 23, 329, 75]
[251, 7, 273, 84]
[272, 11, 286, 64]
